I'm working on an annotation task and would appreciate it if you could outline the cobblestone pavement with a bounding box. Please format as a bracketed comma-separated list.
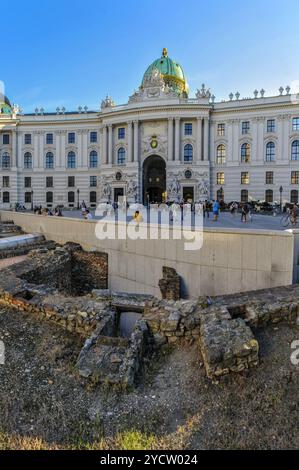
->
[0, 255, 28, 270]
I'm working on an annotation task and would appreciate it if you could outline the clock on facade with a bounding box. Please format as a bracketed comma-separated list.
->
[185, 170, 192, 179]
[115, 172, 122, 181]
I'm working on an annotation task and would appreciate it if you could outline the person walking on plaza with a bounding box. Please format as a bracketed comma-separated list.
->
[213, 200, 220, 222]
[241, 203, 249, 223]
[203, 200, 210, 218]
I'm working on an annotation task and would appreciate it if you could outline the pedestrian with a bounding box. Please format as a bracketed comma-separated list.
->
[203, 200, 210, 219]
[84, 209, 93, 220]
[241, 203, 249, 223]
[213, 200, 220, 222]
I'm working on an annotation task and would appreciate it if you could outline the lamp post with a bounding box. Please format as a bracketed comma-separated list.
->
[31, 190, 34, 212]
[279, 186, 283, 213]
[77, 188, 80, 210]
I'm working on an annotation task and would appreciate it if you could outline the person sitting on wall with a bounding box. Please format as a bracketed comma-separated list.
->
[133, 210, 143, 223]
[83, 209, 93, 220]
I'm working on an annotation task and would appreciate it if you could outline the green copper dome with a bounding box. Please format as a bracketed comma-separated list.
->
[142, 48, 189, 96]
[0, 95, 12, 114]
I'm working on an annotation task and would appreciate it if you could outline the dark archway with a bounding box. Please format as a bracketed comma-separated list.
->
[143, 155, 166, 204]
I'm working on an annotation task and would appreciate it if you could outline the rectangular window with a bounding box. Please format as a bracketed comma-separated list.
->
[216, 172, 225, 185]
[90, 176, 97, 187]
[46, 176, 53, 188]
[291, 171, 299, 185]
[241, 172, 249, 185]
[68, 132, 76, 144]
[25, 192, 32, 203]
[46, 133, 54, 145]
[68, 176, 75, 187]
[3, 134, 10, 145]
[24, 177, 31, 188]
[2, 176, 9, 188]
[24, 134, 32, 145]
[118, 128, 125, 140]
[90, 131, 98, 143]
[242, 121, 250, 134]
[292, 118, 299, 131]
[217, 124, 225, 136]
[184, 123, 193, 135]
[266, 172, 274, 185]
[267, 119, 276, 133]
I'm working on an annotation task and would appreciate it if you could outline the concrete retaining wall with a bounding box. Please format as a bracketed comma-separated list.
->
[0, 211, 294, 298]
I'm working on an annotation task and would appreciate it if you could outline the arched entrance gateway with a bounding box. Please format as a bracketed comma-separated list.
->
[143, 155, 167, 204]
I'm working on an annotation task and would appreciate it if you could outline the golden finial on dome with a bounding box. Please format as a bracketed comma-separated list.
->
[162, 48, 168, 58]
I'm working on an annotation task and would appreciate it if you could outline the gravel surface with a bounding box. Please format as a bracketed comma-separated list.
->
[0, 305, 298, 449]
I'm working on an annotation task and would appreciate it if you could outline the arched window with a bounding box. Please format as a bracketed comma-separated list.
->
[46, 192, 53, 204]
[45, 152, 54, 169]
[118, 147, 126, 165]
[216, 144, 226, 164]
[68, 191, 75, 204]
[291, 190, 299, 204]
[184, 144, 193, 163]
[89, 151, 98, 168]
[265, 189, 273, 203]
[241, 189, 248, 203]
[291, 140, 299, 161]
[2, 152, 11, 169]
[241, 143, 251, 163]
[24, 152, 32, 169]
[90, 191, 97, 204]
[3, 191, 10, 203]
[67, 151, 76, 168]
[266, 142, 275, 162]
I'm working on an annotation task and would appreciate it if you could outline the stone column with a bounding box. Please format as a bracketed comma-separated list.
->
[196, 117, 202, 163]
[33, 131, 39, 169]
[39, 132, 44, 168]
[128, 121, 133, 163]
[252, 118, 258, 162]
[283, 115, 291, 161]
[133, 120, 139, 162]
[82, 130, 88, 168]
[203, 118, 209, 161]
[102, 125, 107, 165]
[174, 117, 180, 162]
[108, 124, 113, 165]
[277, 116, 284, 162]
[168, 118, 174, 161]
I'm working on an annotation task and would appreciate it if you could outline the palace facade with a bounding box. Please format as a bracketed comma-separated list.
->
[1, 48, 299, 209]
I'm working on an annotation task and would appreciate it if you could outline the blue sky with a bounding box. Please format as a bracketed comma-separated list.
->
[2, 0, 299, 112]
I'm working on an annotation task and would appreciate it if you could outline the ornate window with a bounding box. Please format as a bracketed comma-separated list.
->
[90, 176, 97, 187]
[292, 118, 299, 131]
[291, 190, 299, 204]
[217, 123, 225, 136]
[291, 171, 299, 184]
[24, 152, 32, 169]
[118, 128, 125, 140]
[241, 172, 249, 185]
[242, 121, 250, 134]
[45, 152, 54, 169]
[68, 176, 75, 187]
[3, 134, 9, 145]
[89, 150, 98, 168]
[291, 140, 299, 161]
[2, 152, 11, 169]
[118, 147, 126, 165]
[46, 133, 54, 145]
[3, 191, 10, 203]
[267, 120, 275, 133]
[90, 191, 97, 203]
[265, 189, 273, 203]
[241, 143, 251, 163]
[241, 190, 248, 203]
[67, 151, 76, 168]
[68, 191, 75, 203]
[46, 192, 53, 204]
[266, 142, 275, 162]
[2, 176, 9, 188]
[266, 172, 274, 185]
[90, 131, 97, 143]
[216, 144, 226, 164]
[46, 177, 53, 188]
[24, 134, 32, 145]
[217, 172, 225, 185]
[24, 177, 31, 188]
[68, 132, 75, 144]
[184, 144, 193, 162]
[184, 123, 193, 135]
